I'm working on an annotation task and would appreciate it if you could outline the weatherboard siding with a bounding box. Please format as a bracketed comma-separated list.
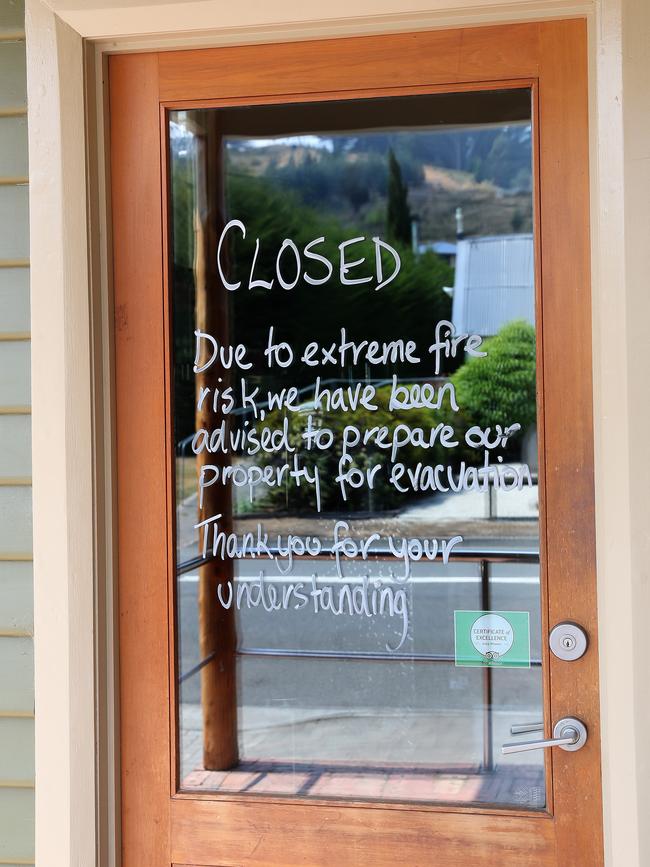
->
[0, 3, 34, 865]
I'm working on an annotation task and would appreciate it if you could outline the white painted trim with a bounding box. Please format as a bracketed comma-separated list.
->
[41, 0, 594, 42]
[26, 3, 97, 866]
[25, 0, 649, 866]
[588, 13, 633, 866]
[590, 1, 650, 864]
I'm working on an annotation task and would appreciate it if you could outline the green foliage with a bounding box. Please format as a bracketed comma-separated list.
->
[171, 157, 195, 270]
[266, 148, 388, 211]
[386, 149, 412, 245]
[170, 163, 453, 443]
[511, 209, 524, 232]
[451, 320, 537, 433]
[225, 173, 453, 386]
[258, 385, 444, 513]
[251, 320, 537, 513]
[474, 128, 533, 192]
[264, 125, 532, 204]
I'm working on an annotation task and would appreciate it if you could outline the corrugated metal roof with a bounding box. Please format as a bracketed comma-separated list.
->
[451, 234, 535, 336]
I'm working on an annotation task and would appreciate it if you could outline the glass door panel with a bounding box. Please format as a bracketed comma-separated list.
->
[170, 87, 544, 808]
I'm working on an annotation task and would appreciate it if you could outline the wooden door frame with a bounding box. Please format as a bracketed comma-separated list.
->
[110, 19, 603, 865]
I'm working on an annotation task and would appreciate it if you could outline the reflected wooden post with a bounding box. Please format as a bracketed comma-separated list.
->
[193, 111, 239, 770]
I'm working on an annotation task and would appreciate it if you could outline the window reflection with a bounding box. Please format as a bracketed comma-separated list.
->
[171, 89, 545, 808]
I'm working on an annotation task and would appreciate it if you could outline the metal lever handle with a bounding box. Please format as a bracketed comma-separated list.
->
[502, 717, 587, 755]
[510, 722, 544, 735]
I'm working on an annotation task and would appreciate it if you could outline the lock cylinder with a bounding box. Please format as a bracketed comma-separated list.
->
[549, 622, 588, 661]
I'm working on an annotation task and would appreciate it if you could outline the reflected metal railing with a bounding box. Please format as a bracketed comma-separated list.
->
[177, 548, 541, 772]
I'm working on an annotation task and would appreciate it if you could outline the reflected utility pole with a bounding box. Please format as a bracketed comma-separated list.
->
[193, 110, 238, 770]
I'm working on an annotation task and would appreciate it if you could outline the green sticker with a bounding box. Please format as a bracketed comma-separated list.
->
[454, 610, 530, 668]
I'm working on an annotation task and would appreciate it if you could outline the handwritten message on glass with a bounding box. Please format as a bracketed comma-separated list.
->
[170, 93, 545, 806]
[189, 224, 532, 651]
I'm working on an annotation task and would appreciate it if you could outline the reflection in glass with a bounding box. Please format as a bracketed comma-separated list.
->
[171, 89, 544, 808]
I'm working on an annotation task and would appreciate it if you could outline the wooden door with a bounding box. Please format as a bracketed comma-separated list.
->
[110, 19, 603, 866]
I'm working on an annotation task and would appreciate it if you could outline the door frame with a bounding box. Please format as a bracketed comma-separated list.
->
[110, 19, 602, 866]
[26, 1, 649, 865]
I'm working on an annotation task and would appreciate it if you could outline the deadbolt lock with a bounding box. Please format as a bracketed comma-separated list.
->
[549, 622, 588, 661]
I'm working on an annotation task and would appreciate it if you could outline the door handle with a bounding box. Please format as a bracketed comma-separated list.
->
[510, 721, 544, 735]
[502, 717, 587, 755]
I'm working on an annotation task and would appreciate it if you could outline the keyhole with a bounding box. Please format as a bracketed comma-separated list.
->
[550, 622, 588, 660]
